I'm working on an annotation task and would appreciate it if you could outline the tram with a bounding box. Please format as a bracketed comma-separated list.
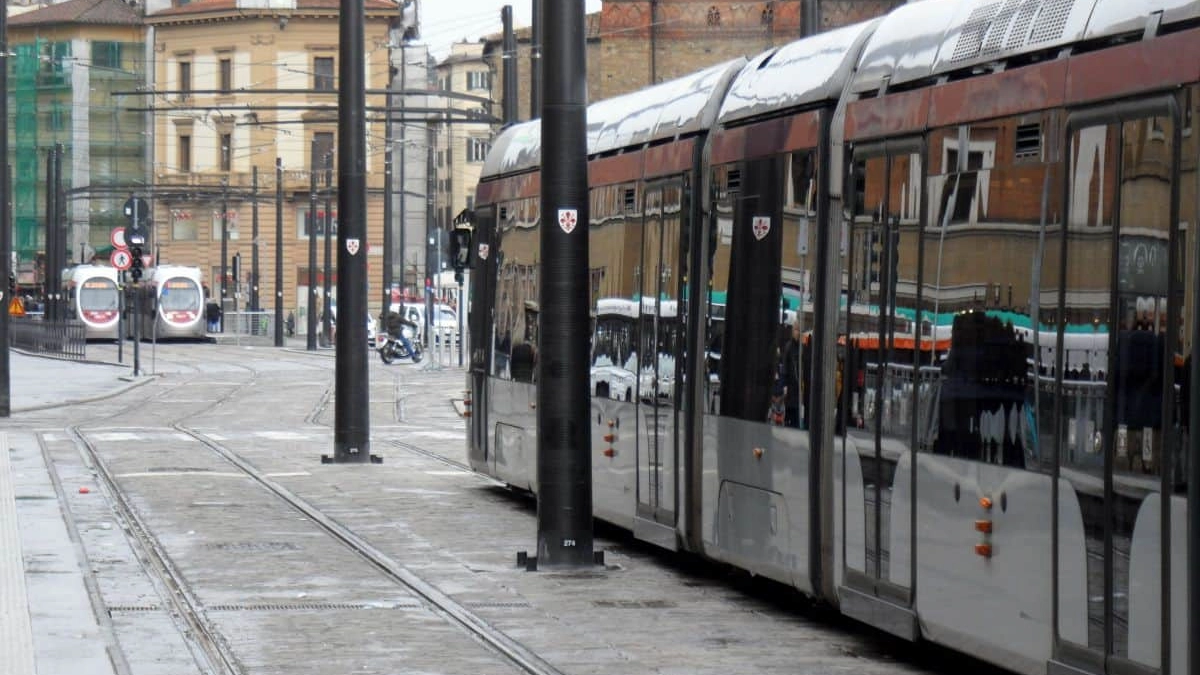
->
[130, 265, 207, 340]
[466, 2, 1199, 674]
[62, 264, 121, 340]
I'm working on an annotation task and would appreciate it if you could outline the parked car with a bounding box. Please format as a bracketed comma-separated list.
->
[390, 302, 457, 343]
[330, 304, 377, 346]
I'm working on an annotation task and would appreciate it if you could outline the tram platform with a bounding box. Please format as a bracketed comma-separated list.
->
[0, 347, 957, 675]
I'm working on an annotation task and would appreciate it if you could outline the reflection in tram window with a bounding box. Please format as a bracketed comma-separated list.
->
[491, 198, 540, 381]
[713, 156, 784, 422]
[919, 118, 1060, 470]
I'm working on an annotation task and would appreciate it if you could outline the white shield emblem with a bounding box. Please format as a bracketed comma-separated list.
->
[346, 238, 360, 255]
[558, 208, 578, 234]
[478, 243, 490, 260]
[752, 216, 771, 241]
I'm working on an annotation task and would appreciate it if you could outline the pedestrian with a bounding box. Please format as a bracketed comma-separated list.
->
[206, 301, 222, 332]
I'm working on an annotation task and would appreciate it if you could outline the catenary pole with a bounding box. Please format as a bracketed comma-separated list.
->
[328, 0, 372, 463]
[307, 142, 318, 351]
[251, 165, 260, 312]
[322, 153, 333, 346]
[274, 157, 284, 347]
[0, 0, 10, 417]
[529, 0, 595, 569]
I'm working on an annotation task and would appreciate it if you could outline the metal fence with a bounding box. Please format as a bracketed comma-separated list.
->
[10, 317, 87, 360]
[220, 311, 277, 345]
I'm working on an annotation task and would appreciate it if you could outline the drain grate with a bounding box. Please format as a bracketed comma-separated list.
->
[108, 605, 162, 614]
[206, 542, 302, 552]
[592, 599, 676, 609]
[207, 602, 422, 612]
[464, 601, 532, 609]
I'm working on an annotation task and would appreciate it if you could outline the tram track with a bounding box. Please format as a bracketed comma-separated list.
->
[55, 351, 567, 675]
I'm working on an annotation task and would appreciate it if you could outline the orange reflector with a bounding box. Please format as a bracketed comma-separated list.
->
[974, 520, 992, 534]
[979, 496, 993, 510]
[463, 411, 471, 417]
[603, 433, 616, 443]
[753, 447, 764, 459]
[602, 448, 615, 458]
[464, 399, 472, 406]
[607, 419, 616, 427]
[975, 543, 992, 557]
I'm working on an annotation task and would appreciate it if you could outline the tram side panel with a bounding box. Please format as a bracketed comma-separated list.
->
[698, 153, 818, 592]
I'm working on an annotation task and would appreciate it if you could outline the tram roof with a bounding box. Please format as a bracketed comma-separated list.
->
[1083, 0, 1200, 41]
[480, 59, 745, 180]
[717, 19, 880, 125]
[851, 0, 1127, 95]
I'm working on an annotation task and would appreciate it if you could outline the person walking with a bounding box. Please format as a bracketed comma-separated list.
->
[206, 301, 223, 332]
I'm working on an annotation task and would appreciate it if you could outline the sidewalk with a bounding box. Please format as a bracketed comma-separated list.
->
[7, 350, 147, 413]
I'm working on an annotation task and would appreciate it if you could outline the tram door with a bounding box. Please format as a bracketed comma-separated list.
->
[468, 206, 496, 468]
[1053, 102, 1188, 674]
[636, 183, 682, 527]
[840, 141, 921, 621]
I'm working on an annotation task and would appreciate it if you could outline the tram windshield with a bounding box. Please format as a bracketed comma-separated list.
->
[159, 278, 202, 311]
[79, 278, 118, 310]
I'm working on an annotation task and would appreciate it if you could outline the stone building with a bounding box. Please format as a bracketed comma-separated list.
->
[144, 0, 399, 320]
[6, 0, 148, 286]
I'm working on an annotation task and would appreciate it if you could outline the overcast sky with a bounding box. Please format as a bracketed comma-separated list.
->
[418, 1, 603, 60]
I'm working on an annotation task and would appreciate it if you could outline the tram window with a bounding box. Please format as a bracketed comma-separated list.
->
[588, 182, 642, 401]
[922, 119, 1055, 469]
[713, 157, 784, 423]
[491, 198, 540, 381]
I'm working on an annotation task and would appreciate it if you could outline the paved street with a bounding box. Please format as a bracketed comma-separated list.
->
[1, 342, 1000, 675]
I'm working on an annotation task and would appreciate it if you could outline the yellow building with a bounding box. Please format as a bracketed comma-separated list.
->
[145, 0, 399, 320]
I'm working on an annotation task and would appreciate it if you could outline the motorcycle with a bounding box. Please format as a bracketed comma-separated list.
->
[377, 325, 423, 364]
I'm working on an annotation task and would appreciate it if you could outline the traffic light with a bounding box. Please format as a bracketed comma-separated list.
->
[130, 245, 143, 282]
[450, 223, 473, 271]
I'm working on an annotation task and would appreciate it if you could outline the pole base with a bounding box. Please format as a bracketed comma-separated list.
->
[319, 454, 384, 464]
[516, 549, 605, 572]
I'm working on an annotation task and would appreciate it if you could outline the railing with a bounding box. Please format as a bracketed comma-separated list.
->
[10, 317, 87, 361]
[219, 311, 276, 345]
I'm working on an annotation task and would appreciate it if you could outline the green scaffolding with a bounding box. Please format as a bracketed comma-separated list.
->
[8, 37, 146, 278]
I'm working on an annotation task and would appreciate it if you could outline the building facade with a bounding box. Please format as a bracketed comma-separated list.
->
[144, 0, 398, 320]
[7, 0, 147, 287]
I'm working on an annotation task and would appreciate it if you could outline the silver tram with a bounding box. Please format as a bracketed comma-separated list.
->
[130, 264, 207, 340]
[62, 264, 121, 340]
[466, 2, 1199, 674]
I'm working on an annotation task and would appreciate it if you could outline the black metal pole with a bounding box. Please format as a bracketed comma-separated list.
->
[220, 178, 229, 330]
[251, 165, 260, 312]
[529, 0, 594, 569]
[382, 50, 394, 315]
[398, 42, 407, 296]
[322, 154, 333, 346]
[307, 143, 318, 351]
[43, 148, 55, 319]
[328, 0, 372, 463]
[54, 144, 65, 320]
[501, 6, 517, 127]
[0, 0, 10, 417]
[275, 157, 284, 347]
[1190, 241, 1200, 675]
[530, 0, 542, 118]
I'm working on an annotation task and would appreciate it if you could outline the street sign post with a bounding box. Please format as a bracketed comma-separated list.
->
[111, 249, 132, 271]
[124, 196, 149, 246]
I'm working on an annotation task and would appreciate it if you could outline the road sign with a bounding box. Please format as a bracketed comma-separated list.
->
[123, 196, 149, 223]
[8, 295, 24, 316]
[111, 248, 132, 271]
[111, 227, 127, 249]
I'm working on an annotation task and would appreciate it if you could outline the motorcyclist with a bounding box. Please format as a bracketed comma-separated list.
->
[382, 306, 419, 358]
